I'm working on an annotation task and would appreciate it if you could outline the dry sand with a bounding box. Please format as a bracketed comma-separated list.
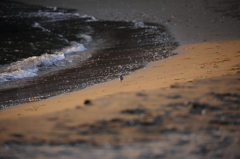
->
[1, 0, 240, 158]
[1, 72, 240, 158]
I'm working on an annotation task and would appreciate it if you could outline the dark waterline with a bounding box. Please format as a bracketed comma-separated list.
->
[0, 0, 178, 109]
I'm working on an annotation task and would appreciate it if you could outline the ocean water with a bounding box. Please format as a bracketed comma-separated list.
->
[0, 0, 178, 109]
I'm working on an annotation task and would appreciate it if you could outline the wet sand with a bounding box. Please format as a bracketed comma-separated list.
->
[1, 0, 240, 158]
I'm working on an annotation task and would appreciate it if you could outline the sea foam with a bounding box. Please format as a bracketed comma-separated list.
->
[0, 42, 86, 82]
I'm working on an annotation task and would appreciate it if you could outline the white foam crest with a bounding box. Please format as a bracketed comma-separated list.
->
[46, 6, 58, 11]
[19, 11, 81, 20]
[0, 54, 65, 82]
[0, 68, 38, 82]
[0, 42, 86, 82]
[132, 20, 158, 29]
[81, 15, 98, 22]
[32, 22, 51, 32]
[8, 10, 98, 22]
[133, 21, 145, 28]
[20, 11, 97, 22]
[76, 34, 92, 42]
[61, 42, 86, 54]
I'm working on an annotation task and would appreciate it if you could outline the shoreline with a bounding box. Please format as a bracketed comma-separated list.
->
[1, 40, 239, 120]
[1, 0, 240, 157]
[4, 0, 238, 114]
[0, 0, 178, 109]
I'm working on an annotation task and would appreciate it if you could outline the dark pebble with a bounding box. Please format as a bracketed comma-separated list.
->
[84, 100, 92, 105]
[10, 134, 24, 138]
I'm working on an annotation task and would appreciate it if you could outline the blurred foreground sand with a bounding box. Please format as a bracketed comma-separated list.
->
[1, 0, 240, 158]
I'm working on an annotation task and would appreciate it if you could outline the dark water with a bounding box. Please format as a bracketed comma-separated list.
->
[0, 0, 178, 109]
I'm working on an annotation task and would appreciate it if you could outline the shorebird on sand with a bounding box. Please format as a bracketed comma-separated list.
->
[119, 75, 124, 82]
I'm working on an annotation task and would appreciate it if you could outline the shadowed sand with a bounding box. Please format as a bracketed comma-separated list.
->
[1, 72, 240, 158]
[1, 0, 240, 158]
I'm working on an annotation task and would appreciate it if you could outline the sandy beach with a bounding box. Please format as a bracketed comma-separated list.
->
[1, 0, 240, 158]
[1, 40, 240, 120]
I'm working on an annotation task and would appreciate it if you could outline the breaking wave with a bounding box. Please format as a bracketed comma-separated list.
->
[0, 42, 86, 82]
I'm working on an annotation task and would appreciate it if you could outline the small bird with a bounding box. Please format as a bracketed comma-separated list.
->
[119, 75, 124, 82]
